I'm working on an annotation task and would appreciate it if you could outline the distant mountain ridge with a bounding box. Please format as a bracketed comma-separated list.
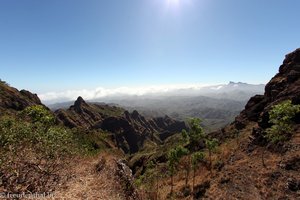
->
[45, 82, 265, 107]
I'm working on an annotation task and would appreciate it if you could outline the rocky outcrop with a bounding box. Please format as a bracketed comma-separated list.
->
[115, 159, 140, 200]
[55, 97, 105, 129]
[233, 49, 300, 131]
[0, 81, 42, 114]
[55, 97, 188, 153]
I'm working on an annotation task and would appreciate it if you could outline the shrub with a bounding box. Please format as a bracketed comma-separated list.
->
[0, 106, 76, 193]
[22, 105, 55, 126]
[266, 100, 300, 143]
[182, 118, 206, 151]
[167, 145, 189, 195]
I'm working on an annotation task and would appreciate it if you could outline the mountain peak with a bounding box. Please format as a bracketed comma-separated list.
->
[74, 96, 86, 108]
[76, 96, 85, 103]
[228, 81, 247, 85]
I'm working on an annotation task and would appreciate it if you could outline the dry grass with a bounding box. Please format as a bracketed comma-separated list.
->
[52, 152, 125, 200]
[143, 123, 300, 199]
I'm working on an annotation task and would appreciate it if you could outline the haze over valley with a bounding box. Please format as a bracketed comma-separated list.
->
[46, 82, 265, 130]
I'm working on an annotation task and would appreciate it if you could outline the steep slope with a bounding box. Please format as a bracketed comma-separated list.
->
[0, 80, 42, 114]
[197, 48, 300, 199]
[55, 97, 187, 153]
[233, 48, 300, 134]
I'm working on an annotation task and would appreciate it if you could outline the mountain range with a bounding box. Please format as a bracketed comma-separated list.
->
[48, 82, 265, 131]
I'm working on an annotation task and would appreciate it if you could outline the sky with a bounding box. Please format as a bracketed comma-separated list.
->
[1, 0, 300, 100]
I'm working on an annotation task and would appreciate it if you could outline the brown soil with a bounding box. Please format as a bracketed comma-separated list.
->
[53, 152, 126, 200]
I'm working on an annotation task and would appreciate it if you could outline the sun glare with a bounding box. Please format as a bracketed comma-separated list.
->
[167, 0, 180, 6]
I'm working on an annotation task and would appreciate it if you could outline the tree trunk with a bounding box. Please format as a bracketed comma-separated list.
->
[192, 168, 195, 199]
[156, 165, 158, 200]
[185, 168, 190, 187]
[170, 173, 174, 196]
[209, 150, 212, 175]
[262, 147, 266, 168]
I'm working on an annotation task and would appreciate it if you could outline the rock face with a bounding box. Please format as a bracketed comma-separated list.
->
[55, 97, 187, 153]
[55, 97, 110, 129]
[234, 48, 300, 131]
[0, 81, 42, 114]
[115, 159, 140, 200]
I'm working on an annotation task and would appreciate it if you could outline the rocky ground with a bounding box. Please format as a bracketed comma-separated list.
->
[53, 152, 128, 200]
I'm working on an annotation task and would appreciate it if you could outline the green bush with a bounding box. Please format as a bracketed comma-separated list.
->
[167, 145, 189, 195]
[72, 128, 109, 155]
[266, 100, 300, 143]
[22, 105, 55, 125]
[0, 106, 76, 193]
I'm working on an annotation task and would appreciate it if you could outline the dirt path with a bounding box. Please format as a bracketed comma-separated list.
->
[53, 152, 125, 200]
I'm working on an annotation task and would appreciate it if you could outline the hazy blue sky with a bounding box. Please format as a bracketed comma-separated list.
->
[1, 0, 300, 93]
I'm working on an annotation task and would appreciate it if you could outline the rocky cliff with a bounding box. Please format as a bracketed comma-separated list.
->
[0, 80, 42, 114]
[55, 96, 125, 129]
[233, 48, 300, 137]
[55, 97, 187, 153]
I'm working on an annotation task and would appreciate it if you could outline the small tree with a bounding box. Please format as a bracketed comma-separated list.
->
[262, 100, 300, 167]
[191, 151, 205, 197]
[266, 100, 300, 143]
[180, 155, 192, 190]
[205, 138, 218, 174]
[182, 118, 206, 151]
[135, 161, 158, 199]
[167, 145, 189, 196]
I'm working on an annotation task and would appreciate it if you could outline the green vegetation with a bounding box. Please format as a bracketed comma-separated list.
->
[182, 118, 205, 150]
[22, 105, 56, 126]
[205, 138, 218, 173]
[92, 104, 125, 118]
[0, 105, 110, 193]
[0, 106, 76, 193]
[167, 145, 189, 196]
[135, 161, 160, 199]
[166, 118, 218, 197]
[191, 151, 205, 195]
[266, 100, 300, 143]
[133, 118, 219, 199]
[183, 118, 218, 174]
[261, 100, 300, 167]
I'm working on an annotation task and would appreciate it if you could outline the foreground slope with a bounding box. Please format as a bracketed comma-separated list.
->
[0, 83, 137, 199]
[199, 48, 300, 199]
